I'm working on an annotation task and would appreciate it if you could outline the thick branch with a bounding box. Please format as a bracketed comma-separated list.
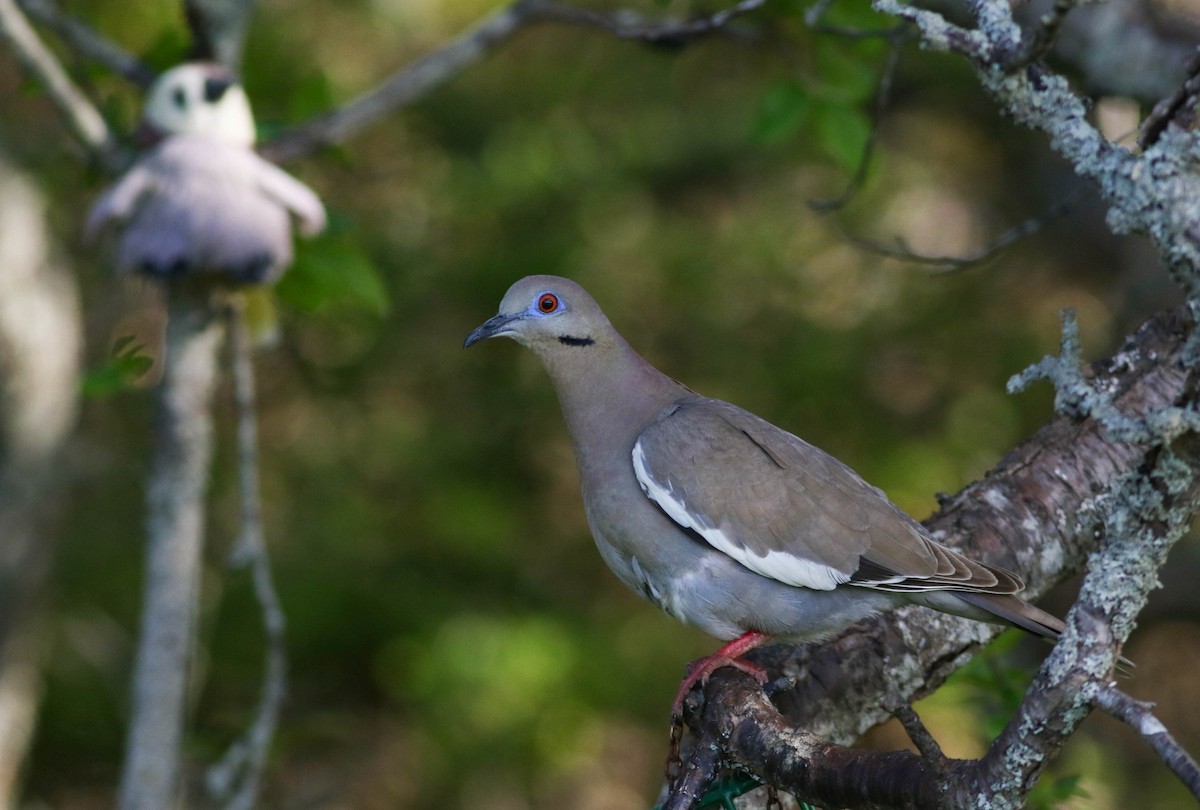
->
[673, 306, 1199, 807]
[117, 288, 226, 810]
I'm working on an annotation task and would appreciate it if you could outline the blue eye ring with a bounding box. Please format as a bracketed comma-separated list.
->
[537, 293, 560, 314]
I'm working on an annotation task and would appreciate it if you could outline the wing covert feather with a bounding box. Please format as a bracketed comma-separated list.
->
[632, 398, 1021, 594]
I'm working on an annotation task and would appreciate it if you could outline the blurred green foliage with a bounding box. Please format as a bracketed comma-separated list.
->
[0, 0, 1195, 808]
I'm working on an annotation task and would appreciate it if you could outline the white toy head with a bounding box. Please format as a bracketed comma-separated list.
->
[142, 62, 256, 146]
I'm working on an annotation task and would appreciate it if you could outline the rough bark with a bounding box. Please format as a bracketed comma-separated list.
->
[116, 289, 225, 810]
[673, 306, 1200, 808]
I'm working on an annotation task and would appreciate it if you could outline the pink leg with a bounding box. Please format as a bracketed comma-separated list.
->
[670, 630, 770, 718]
[666, 630, 772, 785]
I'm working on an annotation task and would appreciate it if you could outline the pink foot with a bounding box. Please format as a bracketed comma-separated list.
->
[666, 630, 771, 785]
[670, 630, 770, 718]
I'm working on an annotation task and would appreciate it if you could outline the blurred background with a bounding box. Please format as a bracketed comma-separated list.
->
[1, 0, 1198, 807]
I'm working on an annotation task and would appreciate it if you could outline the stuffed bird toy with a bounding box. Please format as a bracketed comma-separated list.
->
[87, 62, 325, 285]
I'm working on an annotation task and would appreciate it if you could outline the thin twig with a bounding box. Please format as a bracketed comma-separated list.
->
[527, 0, 767, 45]
[808, 26, 909, 213]
[205, 298, 288, 810]
[1138, 46, 1200, 150]
[0, 0, 123, 170]
[840, 193, 1076, 273]
[804, 0, 901, 39]
[1004, 0, 1075, 72]
[261, 0, 768, 162]
[886, 697, 947, 773]
[16, 0, 155, 87]
[1094, 683, 1200, 800]
[259, 0, 536, 162]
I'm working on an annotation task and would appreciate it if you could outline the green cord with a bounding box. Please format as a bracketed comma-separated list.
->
[653, 775, 818, 810]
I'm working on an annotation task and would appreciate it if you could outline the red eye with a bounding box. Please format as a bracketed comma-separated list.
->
[537, 293, 559, 313]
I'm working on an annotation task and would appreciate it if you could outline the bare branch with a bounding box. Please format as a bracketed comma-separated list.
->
[259, 1, 537, 163]
[16, 0, 155, 87]
[527, 0, 767, 45]
[261, 0, 768, 163]
[808, 27, 909, 213]
[117, 287, 226, 810]
[1138, 46, 1200, 150]
[204, 300, 288, 810]
[0, 0, 123, 170]
[185, 0, 255, 70]
[1094, 683, 1200, 800]
[837, 194, 1075, 272]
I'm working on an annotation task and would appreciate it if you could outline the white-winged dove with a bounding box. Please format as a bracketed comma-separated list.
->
[86, 62, 325, 285]
[467, 275, 1072, 713]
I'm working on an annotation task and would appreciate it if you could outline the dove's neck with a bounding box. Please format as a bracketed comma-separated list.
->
[541, 334, 688, 485]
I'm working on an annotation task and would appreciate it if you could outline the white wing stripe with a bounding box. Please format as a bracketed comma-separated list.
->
[632, 440, 849, 592]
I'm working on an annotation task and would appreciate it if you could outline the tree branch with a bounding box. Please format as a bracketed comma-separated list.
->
[838, 194, 1076, 272]
[0, 0, 123, 170]
[871, 0, 1200, 300]
[16, 0, 155, 87]
[204, 300, 288, 810]
[1095, 683, 1200, 799]
[669, 306, 1200, 807]
[261, 0, 767, 163]
[117, 287, 227, 810]
[185, 0, 256, 70]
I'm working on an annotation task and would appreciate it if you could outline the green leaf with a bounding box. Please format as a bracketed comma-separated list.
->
[815, 40, 882, 103]
[816, 0, 892, 34]
[82, 336, 155, 399]
[139, 31, 191, 73]
[753, 79, 811, 145]
[276, 223, 389, 316]
[812, 100, 871, 171]
[1028, 772, 1088, 809]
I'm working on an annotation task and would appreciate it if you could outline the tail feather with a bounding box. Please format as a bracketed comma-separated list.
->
[949, 591, 1133, 674]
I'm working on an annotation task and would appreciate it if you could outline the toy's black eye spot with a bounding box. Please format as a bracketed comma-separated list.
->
[171, 87, 187, 109]
[537, 293, 559, 313]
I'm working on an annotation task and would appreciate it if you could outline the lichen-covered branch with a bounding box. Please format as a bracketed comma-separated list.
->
[669, 306, 1200, 808]
[871, 0, 1200, 301]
